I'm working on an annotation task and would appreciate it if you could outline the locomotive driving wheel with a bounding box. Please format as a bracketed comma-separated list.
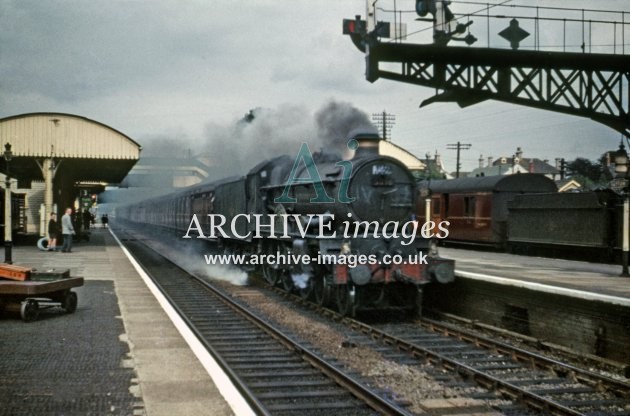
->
[280, 270, 293, 292]
[411, 287, 423, 319]
[261, 241, 284, 287]
[296, 276, 313, 300]
[335, 284, 356, 317]
[313, 274, 331, 306]
[262, 263, 280, 286]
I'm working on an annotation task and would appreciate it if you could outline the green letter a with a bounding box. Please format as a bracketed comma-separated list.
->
[274, 143, 335, 203]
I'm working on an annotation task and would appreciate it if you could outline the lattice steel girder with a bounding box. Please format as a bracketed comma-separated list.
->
[368, 43, 630, 136]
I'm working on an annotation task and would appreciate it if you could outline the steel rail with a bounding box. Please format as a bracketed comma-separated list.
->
[268, 283, 628, 416]
[118, 235, 270, 416]
[417, 317, 630, 398]
[186, 274, 412, 416]
[120, 234, 410, 416]
[337, 315, 584, 415]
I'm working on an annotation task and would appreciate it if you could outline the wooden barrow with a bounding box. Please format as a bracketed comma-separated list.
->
[0, 264, 84, 322]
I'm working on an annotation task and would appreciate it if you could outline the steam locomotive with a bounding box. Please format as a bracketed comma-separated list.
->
[117, 131, 455, 317]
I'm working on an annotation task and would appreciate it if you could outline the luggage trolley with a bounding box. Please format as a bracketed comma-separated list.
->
[0, 264, 84, 322]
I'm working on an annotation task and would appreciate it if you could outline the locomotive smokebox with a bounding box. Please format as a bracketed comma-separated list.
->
[348, 130, 381, 158]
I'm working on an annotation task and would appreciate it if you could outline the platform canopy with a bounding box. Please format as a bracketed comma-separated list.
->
[0, 113, 141, 187]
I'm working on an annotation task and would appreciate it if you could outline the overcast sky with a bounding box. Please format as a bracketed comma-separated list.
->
[1, 0, 629, 172]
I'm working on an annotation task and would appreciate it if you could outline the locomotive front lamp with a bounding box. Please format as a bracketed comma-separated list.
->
[3, 142, 12, 264]
[615, 140, 630, 277]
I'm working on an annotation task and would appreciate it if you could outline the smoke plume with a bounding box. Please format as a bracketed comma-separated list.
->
[200, 99, 377, 180]
[315, 100, 378, 153]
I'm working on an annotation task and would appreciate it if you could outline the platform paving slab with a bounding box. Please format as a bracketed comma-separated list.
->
[0, 228, 233, 416]
[441, 247, 630, 299]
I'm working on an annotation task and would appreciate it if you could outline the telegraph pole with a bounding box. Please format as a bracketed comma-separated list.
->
[447, 141, 471, 178]
[372, 111, 396, 140]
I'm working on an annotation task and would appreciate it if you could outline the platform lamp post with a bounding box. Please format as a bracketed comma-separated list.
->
[614, 140, 630, 277]
[4, 143, 12, 264]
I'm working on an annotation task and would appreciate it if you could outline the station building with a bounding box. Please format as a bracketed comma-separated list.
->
[0, 112, 141, 235]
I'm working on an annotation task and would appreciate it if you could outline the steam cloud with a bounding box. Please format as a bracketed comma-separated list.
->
[201, 100, 377, 178]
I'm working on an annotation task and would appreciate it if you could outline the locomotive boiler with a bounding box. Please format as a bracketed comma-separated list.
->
[118, 131, 455, 317]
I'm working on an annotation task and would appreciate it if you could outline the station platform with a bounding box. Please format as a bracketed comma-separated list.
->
[430, 247, 630, 364]
[0, 228, 234, 416]
[440, 247, 630, 304]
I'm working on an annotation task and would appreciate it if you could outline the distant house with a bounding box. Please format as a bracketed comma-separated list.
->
[423, 150, 453, 179]
[470, 164, 529, 177]
[470, 147, 561, 179]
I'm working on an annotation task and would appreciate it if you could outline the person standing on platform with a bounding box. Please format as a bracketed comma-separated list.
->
[61, 207, 75, 253]
[47, 212, 59, 252]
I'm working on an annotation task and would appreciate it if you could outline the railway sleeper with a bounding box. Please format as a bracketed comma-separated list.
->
[557, 397, 628, 409]
[209, 339, 280, 348]
[205, 333, 269, 341]
[263, 400, 365, 412]
[230, 362, 311, 371]
[238, 369, 322, 378]
[247, 379, 336, 389]
[503, 377, 570, 386]
[255, 390, 353, 400]
[529, 386, 599, 395]
[227, 356, 303, 364]
[471, 363, 524, 371]
[216, 349, 288, 358]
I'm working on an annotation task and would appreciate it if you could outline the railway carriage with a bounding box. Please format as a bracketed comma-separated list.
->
[422, 173, 624, 261]
[422, 174, 558, 247]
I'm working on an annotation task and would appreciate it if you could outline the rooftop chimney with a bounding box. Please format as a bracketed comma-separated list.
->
[478, 154, 484, 169]
[435, 150, 442, 167]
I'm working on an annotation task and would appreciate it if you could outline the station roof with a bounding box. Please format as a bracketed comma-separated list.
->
[0, 113, 141, 186]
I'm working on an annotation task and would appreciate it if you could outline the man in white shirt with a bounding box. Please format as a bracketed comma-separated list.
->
[61, 207, 75, 253]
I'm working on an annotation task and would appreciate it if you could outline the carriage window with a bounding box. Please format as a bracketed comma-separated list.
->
[464, 196, 476, 217]
[432, 199, 441, 215]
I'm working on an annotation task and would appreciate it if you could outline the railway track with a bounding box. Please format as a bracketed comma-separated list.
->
[117, 231, 411, 416]
[368, 320, 629, 416]
[267, 285, 630, 416]
[114, 223, 629, 415]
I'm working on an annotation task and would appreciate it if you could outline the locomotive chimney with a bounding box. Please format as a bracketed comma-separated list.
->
[348, 130, 381, 158]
